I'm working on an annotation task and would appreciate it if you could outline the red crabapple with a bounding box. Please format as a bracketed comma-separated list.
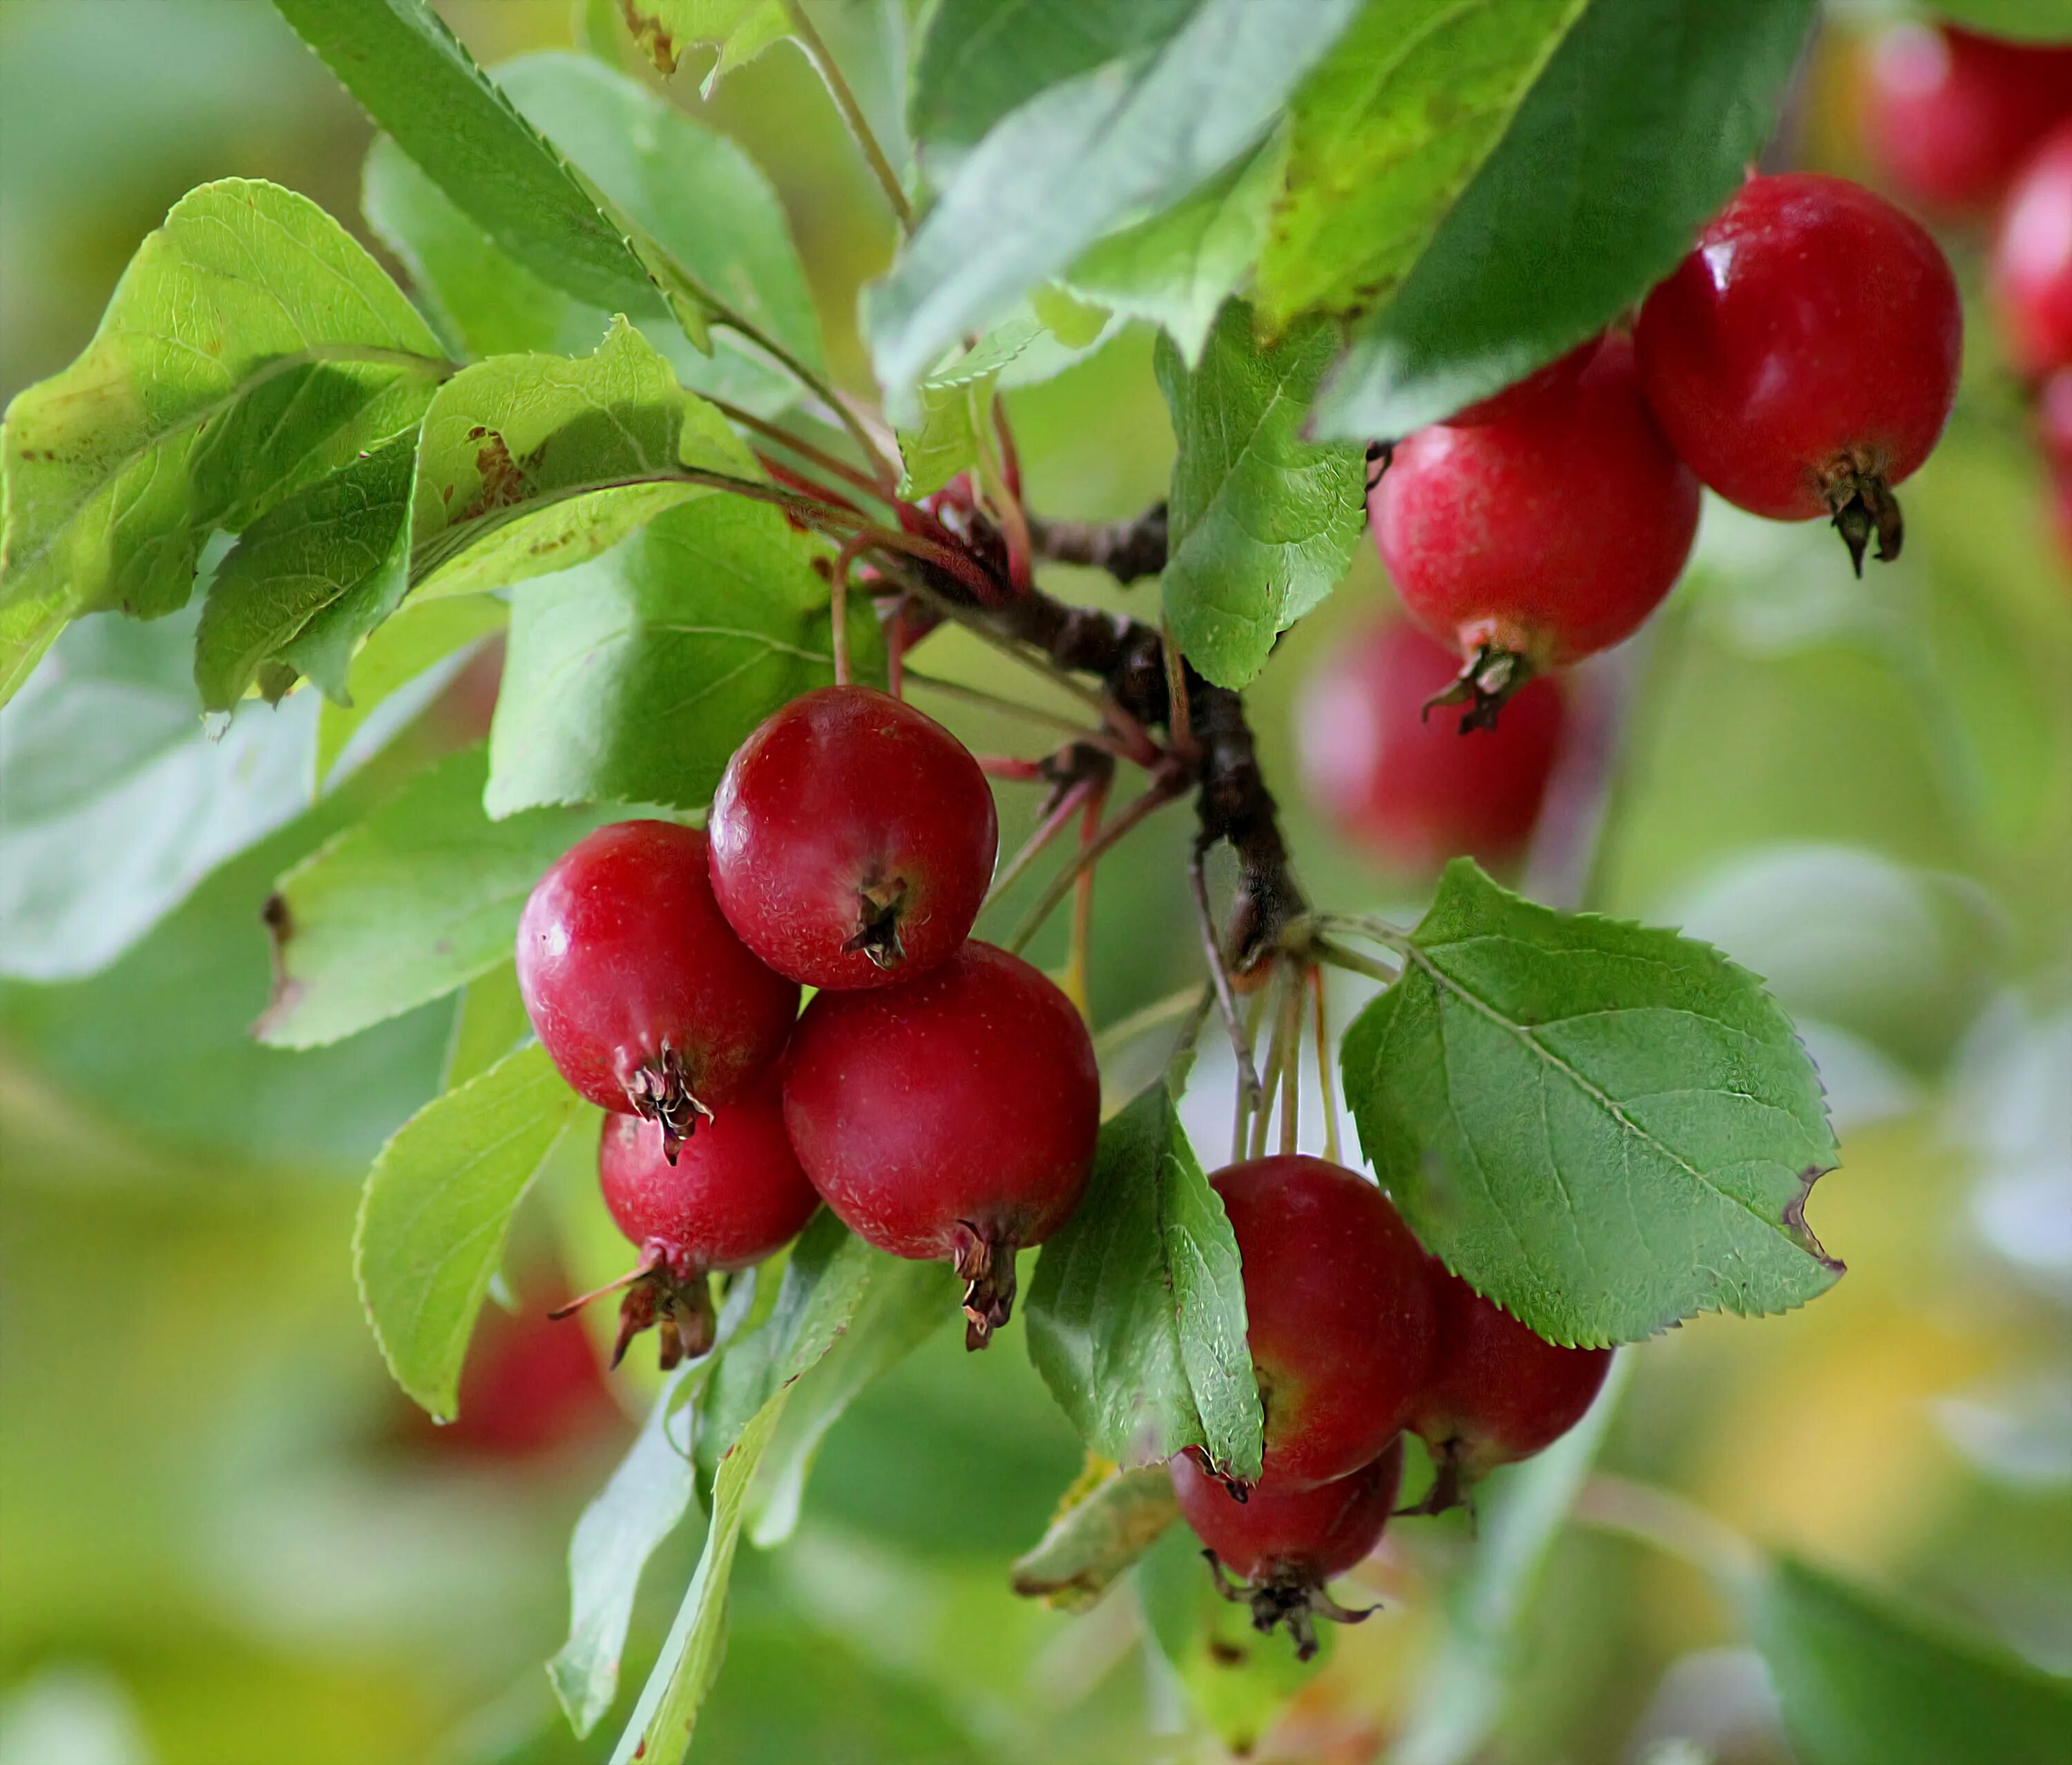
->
[515, 821, 798, 1152]
[1996, 122, 2072, 377]
[1444, 334, 1603, 428]
[780, 941, 1100, 1348]
[1372, 334, 1699, 727]
[1297, 620, 1566, 875]
[1636, 173, 1962, 573]
[709, 685, 997, 989]
[1171, 1438, 1404, 1659]
[564, 1089, 821, 1369]
[1212, 1156, 1437, 1490]
[1863, 24, 2072, 216]
[1407, 1266, 1613, 1514]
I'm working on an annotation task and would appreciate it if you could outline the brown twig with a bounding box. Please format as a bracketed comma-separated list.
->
[1026, 504, 1171, 584]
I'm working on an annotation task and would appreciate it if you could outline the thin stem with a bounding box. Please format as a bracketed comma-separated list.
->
[1277, 970, 1302, 1158]
[1571, 1475, 1762, 1587]
[1093, 985, 1210, 1061]
[1161, 616, 1194, 759]
[886, 597, 909, 698]
[1314, 911, 1415, 954]
[760, 454, 865, 515]
[1251, 970, 1290, 1162]
[708, 395, 899, 506]
[1062, 776, 1109, 1011]
[1006, 779, 1183, 955]
[892, 569, 1111, 710]
[1311, 966, 1341, 1166]
[706, 302, 899, 488]
[1191, 848, 1265, 1134]
[829, 533, 871, 687]
[975, 754, 1046, 782]
[1312, 937, 1401, 989]
[782, 0, 916, 236]
[984, 781, 1091, 915]
[899, 667, 1104, 739]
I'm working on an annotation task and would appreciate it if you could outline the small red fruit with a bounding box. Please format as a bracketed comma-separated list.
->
[1213, 1156, 1438, 1490]
[516, 821, 799, 1148]
[1995, 122, 2072, 377]
[1407, 1266, 1613, 1515]
[570, 1087, 822, 1368]
[423, 1281, 618, 1461]
[1170, 1438, 1403, 1659]
[1372, 333, 1699, 727]
[1297, 620, 1566, 875]
[1635, 172, 1962, 573]
[1862, 25, 2072, 216]
[780, 941, 1099, 1348]
[710, 685, 997, 989]
[1444, 334, 1603, 428]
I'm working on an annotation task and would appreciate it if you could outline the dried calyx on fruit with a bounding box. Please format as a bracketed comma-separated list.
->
[1213, 1156, 1438, 1490]
[1171, 1438, 1405, 1660]
[1372, 333, 1699, 729]
[1404, 1265, 1613, 1516]
[515, 821, 799, 1156]
[709, 685, 998, 990]
[781, 941, 1100, 1348]
[1636, 172, 1962, 574]
[557, 1091, 821, 1370]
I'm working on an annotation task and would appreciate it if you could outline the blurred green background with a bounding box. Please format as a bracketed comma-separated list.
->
[2, 5, 2068, 1763]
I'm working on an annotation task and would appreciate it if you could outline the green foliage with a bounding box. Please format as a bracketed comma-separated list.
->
[0, 607, 314, 982]
[1753, 1556, 2072, 1765]
[486, 495, 881, 817]
[1009, 1462, 1179, 1611]
[353, 1040, 586, 1418]
[1308, 0, 1816, 439]
[908, 0, 1200, 149]
[363, 53, 823, 414]
[312, 593, 508, 785]
[407, 317, 756, 599]
[1922, 0, 2072, 39]
[1026, 1085, 1263, 1482]
[193, 436, 418, 711]
[1339, 861, 1841, 1346]
[256, 747, 606, 1049]
[616, 0, 791, 86]
[0, 178, 445, 701]
[1156, 300, 1365, 689]
[867, 0, 1364, 407]
[1256, 0, 1584, 330]
[271, 0, 709, 339]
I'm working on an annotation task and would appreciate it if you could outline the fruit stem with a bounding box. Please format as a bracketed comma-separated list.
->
[1006, 774, 1184, 955]
[1311, 966, 1341, 1166]
[1189, 846, 1267, 1141]
[780, 0, 915, 236]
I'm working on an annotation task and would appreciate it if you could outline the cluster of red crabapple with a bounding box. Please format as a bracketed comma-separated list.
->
[508, 133, 1987, 1652]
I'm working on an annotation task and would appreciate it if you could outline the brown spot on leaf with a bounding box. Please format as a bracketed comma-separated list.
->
[1783, 1165, 1845, 1277]
[618, 0, 680, 74]
[253, 893, 304, 1038]
[457, 432, 546, 524]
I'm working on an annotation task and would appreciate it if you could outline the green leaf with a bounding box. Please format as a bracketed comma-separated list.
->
[1922, 1, 2072, 41]
[407, 318, 758, 599]
[1256, 0, 1585, 332]
[271, 0, 701, 336]
[867, 0, 1365, 410]
[486, 495, 881, 817]
[550, 1365, 704, 1738]
[1025, 1085, 1263, 1482]
[442, 961, 533, 1090]
[1339, 860, 1841, 1347]
[1066, 136, 1286, 366]
[192, 436, 418, 712]
[745, 1256, 949, 1547]
[1753, 1556, 2072, 1765]
[908, 0, 1198, 149]
[613, 1214, 895, 1765]
[354, 1040, 586, 1416]
[362, 53, 823, 415]
[894, 316, 1059, 497]
[258, 745, 606, 1049]
[0, 178, 445, 702]
[616, 0, 789, 86]
[314, 593, 508, 785]
[1156, 300, 1364, 689]
[0, 605, 314, 982]
[1010, 1462, 1178, 1612]
[1310, 0, 1815, 439]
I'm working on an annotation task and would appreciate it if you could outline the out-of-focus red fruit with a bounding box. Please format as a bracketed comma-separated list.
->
[1408, 1266, 1613, 1514]
[418, 1285, 619, 1461]
[1297, 620, 1566, 875]
[1997, 122, 2072, 376]
[1373, 334, 1698, 727]
[1170, 1439, 1404, 1659]
[1211, 1156, 1437, 1490]
[1863, 25, 2072, 216]
[1637, 173, 1962, 573]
